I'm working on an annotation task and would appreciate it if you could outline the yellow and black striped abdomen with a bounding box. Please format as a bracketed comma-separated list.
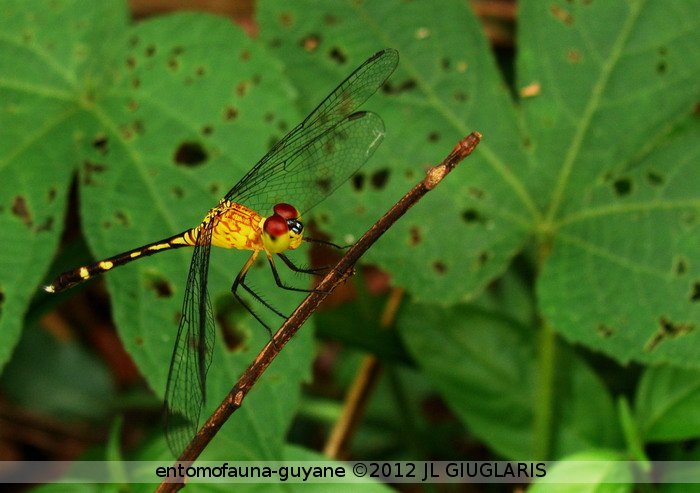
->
[44, 229, 196, 294]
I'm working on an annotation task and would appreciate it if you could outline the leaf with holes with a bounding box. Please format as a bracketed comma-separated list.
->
[0, 0, 314, 459]
[259, 0, 700, 366]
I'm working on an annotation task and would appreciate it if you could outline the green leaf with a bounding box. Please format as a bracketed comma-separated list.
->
[635, 365, 700, 442]
[529, 450, 634, 493]
[0, 323, 115, 421]
[0, 0, 129, 371]
[1, 0, 314, 459]
[527, 1, 700, 364]
[258, 0, 531, 304]
[400, 302, 622, 459]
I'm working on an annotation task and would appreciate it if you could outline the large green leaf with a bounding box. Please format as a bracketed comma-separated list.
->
[527, 1, 700, 365]
[0, 0, 314, 459]
[400, 302, 622, 459]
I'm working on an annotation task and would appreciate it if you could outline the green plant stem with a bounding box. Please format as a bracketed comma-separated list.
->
[533, 318, 556, 459]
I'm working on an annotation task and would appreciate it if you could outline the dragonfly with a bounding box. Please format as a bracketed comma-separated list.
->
[44, 48, 399, 455]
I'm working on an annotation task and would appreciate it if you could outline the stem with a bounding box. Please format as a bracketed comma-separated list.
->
[156, 133, 482, 492]
[533, 318, 556, 459]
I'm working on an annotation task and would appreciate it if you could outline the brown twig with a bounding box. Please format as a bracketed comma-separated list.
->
[156, 132, 482, 492]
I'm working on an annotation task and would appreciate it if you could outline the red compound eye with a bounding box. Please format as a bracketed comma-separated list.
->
[273, 203, 299, 220]
[263, 215, 289, 237]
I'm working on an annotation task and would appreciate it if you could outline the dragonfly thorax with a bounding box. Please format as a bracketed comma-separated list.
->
[262, 203, 304, 254]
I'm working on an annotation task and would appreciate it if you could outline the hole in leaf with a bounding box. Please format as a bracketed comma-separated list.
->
[145, 44, 156, 57]
[656, 61, 667, 74]
[409, 226, 422, 246]
[646, 316, 695, 351]
[427, 131, 440, 143]
[432, 260, 447, 274]
[691, 282, 700, 303]
[92, 134, 109, 155]
[462, 208, 486, 225]
[370, 169, 390, 190]
[301, 33, 321, 52]
[612, 177, 632, 197]
[145, 274, 173, 298]
[382, 78, 417, 95]
[352, 173, 365, 191]
[329, 47, 347, 64]
[174, 142, 208, 167]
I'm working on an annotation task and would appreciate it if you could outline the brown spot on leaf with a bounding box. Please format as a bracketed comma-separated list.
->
[83, 160, 107, 185]
[409, 226, 422, 246]
[550, 4, 574, 25]
[224, 106, 238, 121]
[11, 196, 32, 227]
[301, 33, 321, 52]
[567, 49, 581, 63]
[432, 260, 447, 274]
[597, 324, 614, 338]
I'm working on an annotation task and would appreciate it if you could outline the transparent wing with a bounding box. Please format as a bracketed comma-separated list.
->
[241, 111, 385, 215]
[164, 220, 215, 456]
[225, 48, 398, 214]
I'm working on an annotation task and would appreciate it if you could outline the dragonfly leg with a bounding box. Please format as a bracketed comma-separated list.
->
[268, 254, 327, 293]
[277, 253, 328, 276]
[231, 252, 287, 337]
[304, 237, 350, 250]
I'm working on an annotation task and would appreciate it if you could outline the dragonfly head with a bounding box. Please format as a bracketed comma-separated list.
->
[262, 203, 304, 253]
